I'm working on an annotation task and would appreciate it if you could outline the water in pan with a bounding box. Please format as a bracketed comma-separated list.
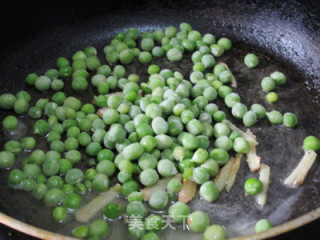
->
[0, 25, 320, 239]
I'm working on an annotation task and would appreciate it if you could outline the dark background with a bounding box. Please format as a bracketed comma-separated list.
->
[0, 0, 320, 239]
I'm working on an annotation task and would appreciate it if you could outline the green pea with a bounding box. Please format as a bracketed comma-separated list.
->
[35, 76, 51, 91]
[261, 77, 275, 92]
[23, 164, 41, 179]
[47, 176, 64, 189]
[244, 178, 263, 195]
[128, 192, 143, 203]
[0, 94, 16, 110]
[97, 149, 114, 162]
[187, 211, 210, 232]
[72, 225, 89, 239]
[266, 92, 278, 103]
[63, 193, 83, 209]
[214, 136, 233, 151]
[2, 115, 18, 131]
[104, 203, 121, 220]
[233, 137, 250, 154]
[72, 77, 88, 91]
[92, 173, 110, 192]
[75, 182, 87, 195]
[212, 80, 223, 90]
[122, 180, 138, 196]
[167, 178, 182, 193]
[139, 51, 152, 64]
[199, 181, 219, 202]
[16, 91, 31, 103]
[213, 123, 230, 138]
[117, 171, 131, 183]
[283, 112, 298, 128]
[57, 57, 70, 68]
[52, 206, 68, 222]
[203, 87, 217, 101]
[157, 159, 176, 178]
[122, 143, 144, 161]
[210, 44, 224, 57]
[8, 169, 24, 186]
[201, 159, 219, 177]
[96, 160, 115, 177]
[243, 111, 257, 127]
[26, 73, 39, 86]
[21, 137, 36, 150]
[33, 120, 49, 136]
[140, 136, 157, 153]
[213, 111, 226, 122]
[169, 201, 190, 223]
[179, 22, 192, 32]
[124, 91, 138, 102]
[42, 159, 59, 176]
[126, 201, 147, 217]
[88, 220, 109, 238]
[255, 219, 272, 233]
[192, 148, 208, 164]
[210, 148, 229, 166]
[244, 53, 259, 68]
[266, 110, 283, 124]
[28, 106, 43, 119]
[51, 79, 65, 91]
[29, 149, 45, 165]
[77, 133, 91, 147]
[250, 104, 266, 119]
[65, 168, 84, 185]
[187, 119, 203, 135]
[14, 98, 29, 115]
[0, 151, 15, 168]
[32, 183, 47, 199]
[231, 103, 248, 119]
[224, 93, 240, 108]
[219, 70, 232, 83]
[43, 188, 65, 206]
[149, 190, 168, 210]
[4, 140, 22, 155]
[270, 71, 286, 85]
[218, 86, 232, 99]
[140, 169, 159, 187]
[192, 167, 210, 184]
[218, 37, 232, 51]
[303, 136, 320, 151]
[204, 224, 227, 240]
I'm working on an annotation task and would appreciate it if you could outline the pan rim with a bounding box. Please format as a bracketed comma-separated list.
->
[1, 207, 320, 240]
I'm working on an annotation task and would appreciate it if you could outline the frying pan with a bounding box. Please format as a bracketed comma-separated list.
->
[0, 0, 320, 239]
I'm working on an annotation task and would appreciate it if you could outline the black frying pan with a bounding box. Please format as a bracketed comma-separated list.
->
[0, 0, 320, 239]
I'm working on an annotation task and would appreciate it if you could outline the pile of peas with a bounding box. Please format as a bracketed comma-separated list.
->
[261, 71, 287, 104]
[0, 22, 318, 240]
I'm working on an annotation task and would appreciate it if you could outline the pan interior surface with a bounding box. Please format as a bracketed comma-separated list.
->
[0, 1, 320, 239]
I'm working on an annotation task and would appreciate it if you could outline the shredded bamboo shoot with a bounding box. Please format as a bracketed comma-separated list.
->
[178, 179, 197, 203]
[284, 150, 317, 186]
[214, 158, 234, 192]
[256, 163, 271, 206]
[75, 187, 117, 223]
[226, 154, 242, 192]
